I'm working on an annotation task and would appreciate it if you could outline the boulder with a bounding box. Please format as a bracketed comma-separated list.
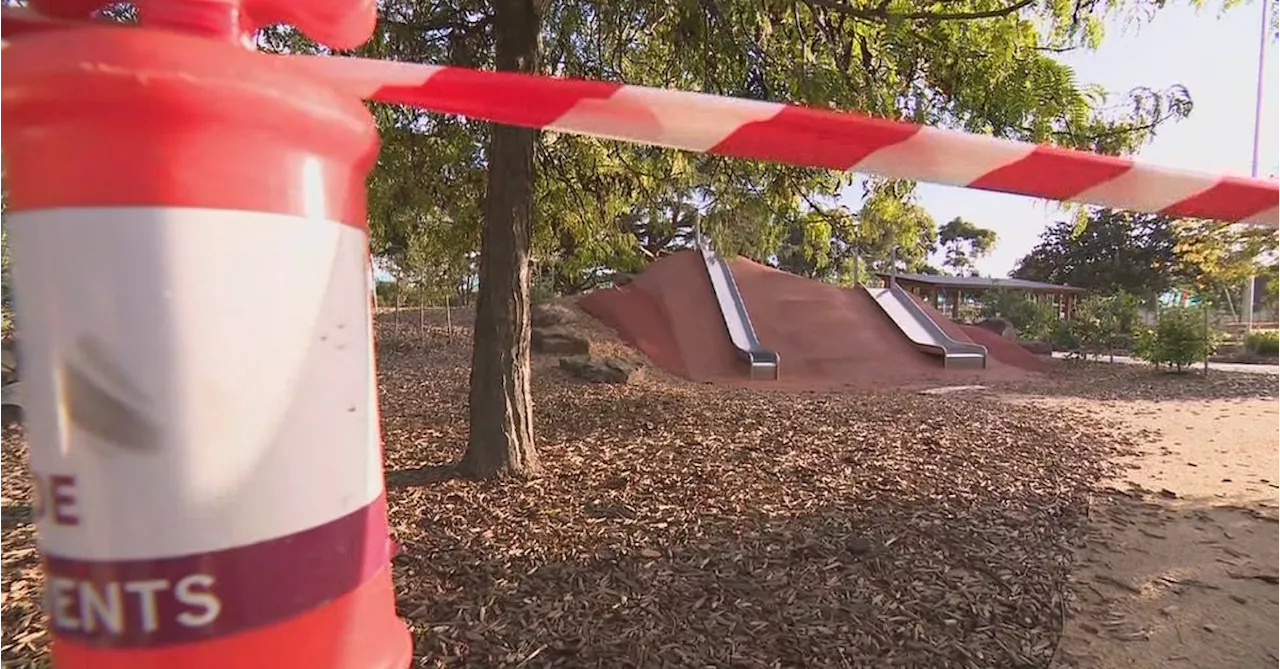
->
[559, 355, 644, 384]
[0, 378, 19, 406]
[976, 318, 1018, 341]
[531, 303, 577, 329]
[532, 326, 591, 355]
[1018, 340, 1054, 356]
[0, 347, 16, 385]
[2, 380, 23, 420]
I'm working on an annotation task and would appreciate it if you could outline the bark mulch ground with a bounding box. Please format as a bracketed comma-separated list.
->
[3, 321, 1274, 668]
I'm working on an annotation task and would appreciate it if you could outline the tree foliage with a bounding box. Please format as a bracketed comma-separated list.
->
[775, 185, 941, 282]
[262, 0, 1208, 296]
[1172, 219, 1277, 315]
[1012, 209, 1183, 298]
[938, 217, 998, 275]
[1013, 209, 1278, 311]
[1, 0, 1238, 467]
[978, 290, 1058, 339]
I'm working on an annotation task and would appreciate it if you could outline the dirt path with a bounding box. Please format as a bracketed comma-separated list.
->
[1009, 396, 1279, 669]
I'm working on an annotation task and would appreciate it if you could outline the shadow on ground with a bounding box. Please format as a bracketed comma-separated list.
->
[368, 329, 1145, 668]
[1, 503, 32, 532]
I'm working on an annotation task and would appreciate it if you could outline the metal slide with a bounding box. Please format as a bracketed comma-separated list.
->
[865, 283, 987, 369]
[695, 237, 780, 380]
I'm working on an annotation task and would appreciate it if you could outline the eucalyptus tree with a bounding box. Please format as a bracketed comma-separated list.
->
[268, 0, 1210, 479]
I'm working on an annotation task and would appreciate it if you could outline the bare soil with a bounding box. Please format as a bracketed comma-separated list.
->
[1002, 395, 1279, 669]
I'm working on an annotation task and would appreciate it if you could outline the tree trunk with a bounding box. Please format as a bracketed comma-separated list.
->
[419, 283, 426, 334]
[393, 281, 401, 332]
[458, 0, 541, 480]
[444, 290, 453, 343]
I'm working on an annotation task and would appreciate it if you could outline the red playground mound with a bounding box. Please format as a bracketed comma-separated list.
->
[959, 325, 1051, 373]
[579, 251, 1038, 390]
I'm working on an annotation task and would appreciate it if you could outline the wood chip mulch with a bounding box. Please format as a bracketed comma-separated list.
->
[6, 319, 1260, 668]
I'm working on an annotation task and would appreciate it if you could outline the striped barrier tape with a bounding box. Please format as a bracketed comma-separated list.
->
[3, 8, 1277, 227]
[304, 56, 1279, 228]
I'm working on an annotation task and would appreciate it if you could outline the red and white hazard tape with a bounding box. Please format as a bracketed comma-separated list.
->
[306, 56, 1279, 228]
[2, 9, 1276, 227]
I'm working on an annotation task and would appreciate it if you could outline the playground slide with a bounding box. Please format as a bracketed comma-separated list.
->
[696, 238, 781, 380]
[865, 283, 987, 369]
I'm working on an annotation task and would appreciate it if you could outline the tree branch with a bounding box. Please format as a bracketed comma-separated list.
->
[803, 0, 1038, 22]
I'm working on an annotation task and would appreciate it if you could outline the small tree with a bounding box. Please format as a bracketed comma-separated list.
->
[1093, 292, 1141, 361]
[1069, 298, 1107, 359]
[1134, 306, 1212, 371]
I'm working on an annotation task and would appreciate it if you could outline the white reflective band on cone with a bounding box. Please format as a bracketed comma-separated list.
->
[8, 207, 384, 562]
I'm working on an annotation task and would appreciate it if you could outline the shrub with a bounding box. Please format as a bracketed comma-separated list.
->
[1245, 329, 1279, 357]
[1049, 318, 1083, 358]
[530, 274, 558, 304]
[978, 290, 1059, 340]
[955, 303, 982, 324]
[1052, 293, 1143, 360]
[1135, 306, 1212, 371]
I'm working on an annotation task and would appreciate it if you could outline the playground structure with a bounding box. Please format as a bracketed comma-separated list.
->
[682, 235, 987, 379]
[866, 282, 989, 369]
[695, 236, 781, 381]
[2, 0, 1278, 667]
[694, 237, 992, 377]
[580, 251, 1031, 389]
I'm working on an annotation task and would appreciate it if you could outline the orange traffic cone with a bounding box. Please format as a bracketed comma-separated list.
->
[3, 3, 410, 667]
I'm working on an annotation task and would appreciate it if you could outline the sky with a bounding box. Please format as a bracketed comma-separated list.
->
[841, 0, 1278, 278]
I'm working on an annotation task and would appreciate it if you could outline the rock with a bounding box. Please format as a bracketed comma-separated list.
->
[559, 355, 643, 384]
[1018, 340, 1054, 356]
[612, 273, 635, 286]
[532, 327, 591, 355]
[0, 378, 21, 427]
[1, 380, 22, 409]
[1, 344, 17, 385]
[976, 318, 1018, 341]
[531, 303, 578, 328]
[1, 404, 21, 429]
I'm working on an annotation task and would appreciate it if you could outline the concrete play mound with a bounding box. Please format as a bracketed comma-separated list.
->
[579, 251, 1040, 391]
